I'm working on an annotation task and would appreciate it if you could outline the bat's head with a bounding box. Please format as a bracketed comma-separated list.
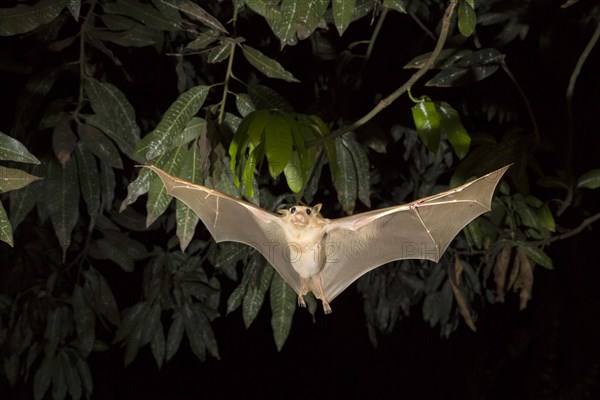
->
[277, 204, 322, 226]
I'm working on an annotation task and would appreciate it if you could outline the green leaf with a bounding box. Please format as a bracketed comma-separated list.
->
[0, 131, 40, 164]
[186, 30, 219, 49]
[60, 350, 82, 400]
[84, 78, 140, 158]
[265, 111, 293, 179]
[176, 145, 202, 252]
[83, 267, 120, 325]
[536, 203, 556, 232]
[79, 124, 123, 169]
[383, 0, 406, 13]
[163, 0, 227, 33]
[46, 158, 79, 260]
[150, 320, 165, 369]
[577, 169, 600, 189]
[104, 0, 180, 31]
[182, 304, 207, 361]
[537, 175, 570, 190]
[241, 44, 300, 83]
[33, 355, 55, 400]
[235, 93, 256, 117]
[0, 0, 68, 36]
[294, 0, 329, 40]
[208, 42, 232, 63]
[412, 100, 441, 154]
[332, 0, 356, 36]
[166, 311, 184, 361]
[72, 285, 95, 358]
[436, 101, 471, 159]
[146, 146, 186, 226]
[89, 24, 162, 48]
[426, 48, 504, 87]
[284, 152, 304, 193]
[100, 161, 116, 211]
[75, 357, 93, 397]
[9, 163, 41, 230]
[458, 0, 476, 37]
[242, 144, 263, 199]
[334, 137, 357, 213]
[342, 133, 371, 207]
[242, 258, 274, 328]
[52, 117, 77, 167]
[75, 144, 101, 224]
[0, 166, 41, 193]
[270, 272, 296, 351]
[517, 243, 553, 269]
[0, 202, 13, 247]
[135, 85, 210, 160]
[172, 117, 205, 148]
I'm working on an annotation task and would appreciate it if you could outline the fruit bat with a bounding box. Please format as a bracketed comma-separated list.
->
[144, 165, 510, 314]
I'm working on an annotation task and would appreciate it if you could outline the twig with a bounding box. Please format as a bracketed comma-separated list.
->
[530, 211, 600, 245]
[365, 7, 389, 63]
[565, 21, 600, 171]
[307, 1, 457, 147]
[501, 59, 540, 146]
[217, 44, 237, 125]
[409, 10, 437, 42]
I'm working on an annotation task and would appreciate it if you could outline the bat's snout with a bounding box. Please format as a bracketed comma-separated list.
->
[292, 213, 308, 225]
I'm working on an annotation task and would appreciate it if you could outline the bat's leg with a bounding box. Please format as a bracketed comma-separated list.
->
[311, 274, 332, 314]
[298, 279, 307, 308]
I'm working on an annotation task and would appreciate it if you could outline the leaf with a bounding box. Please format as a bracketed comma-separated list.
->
[104, 0, 180, 31]
[436, 101, 471, 159]
[75, 144, 101, 224]
[33, 355, 55, 400]
[242, 259, 274, 328]
[75, 357, 93, 397]
[448, 258, 476, 331]
[89, 24, 162, 48]
[284, 152, 304, 193]
[0, 202, 13, 247]
[294, 0, 329, 40]
[383, 0, 406, 13]
[426, 48, 504, 87]
[0, 131, 40, 164]
[458, 0, 476, 37]
[171, 117, 205, 148]
[79, 124, 123, 169]
[332, 0, 356, 36]
[150, 320, 165, 368]
[72, 285, 95, 357]
[412, 100, 441, 153]
[270, 272, 296, 351]
[241, 44, 300, 83]
[247, 84, 294, 111]
[265, 111, 293, 179]
[10, 163, 43, 230]
[576, 168, 600, 189]
[163, 0, 227, 33]
[0, 0, 68, 36]
[100, 161, 116, 211]
[517, 243, 553, 270]
[84, 78, 140, 158]
[235, 93, 256, 117]
[46, 158, 79, 261]
[146, 146, 186, 226]
[166, 312, 184, 361]
[135, 85, 210, 160]
[182, 304, 206, 361]
[60, 350, 82, 400]
[83, 267, 120, 325]
[342, 133, 371, 207]
[176, 145, 202, 252]
[52, 117, 77, 167]
[207, 42, 232, 63]
[536, 203, 555, 232]
[334, 137, 357, 213]
[0, 166, 41, 193]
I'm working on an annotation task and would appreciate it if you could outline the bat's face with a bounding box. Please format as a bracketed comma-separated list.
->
[278, 204, 323, 227]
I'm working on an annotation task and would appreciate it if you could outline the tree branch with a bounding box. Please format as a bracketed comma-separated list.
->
[307, 1, 458, 147]
[531, 211, 600, 246]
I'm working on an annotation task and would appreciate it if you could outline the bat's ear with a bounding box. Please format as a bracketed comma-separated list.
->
[312, 203, 322, 214]
[277, 209, 290, 216]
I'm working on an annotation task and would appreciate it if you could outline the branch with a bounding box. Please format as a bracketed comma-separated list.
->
[531, 211, 600, 246]
[565, 21, 600, 171]
[307, 1, 457, 147]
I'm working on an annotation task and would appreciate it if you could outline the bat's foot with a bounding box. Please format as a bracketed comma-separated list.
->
[322, 301, 332, 314]
[298, 295, 306, 308]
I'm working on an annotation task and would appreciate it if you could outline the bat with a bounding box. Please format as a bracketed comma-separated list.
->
[144, 164, 510, 314]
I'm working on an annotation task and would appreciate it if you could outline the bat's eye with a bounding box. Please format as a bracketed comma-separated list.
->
[306, 209, 312, 215]
[290, 207, 296, 213]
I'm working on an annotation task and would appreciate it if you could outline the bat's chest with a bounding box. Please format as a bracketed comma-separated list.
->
[283, 226, 325, 279]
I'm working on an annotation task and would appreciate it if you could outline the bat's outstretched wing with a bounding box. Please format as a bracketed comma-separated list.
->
[321, 165, 510, 301]
[143, 166, 301, 292]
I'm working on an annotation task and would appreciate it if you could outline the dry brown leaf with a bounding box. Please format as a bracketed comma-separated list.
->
[449, 257, 476, 332]
[493, 244, 512, 302]
[514, 249, 535, 310]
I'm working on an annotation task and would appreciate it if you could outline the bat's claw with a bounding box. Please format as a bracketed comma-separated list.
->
[298, 295, 306, 308]
[322, 301, 332, 314]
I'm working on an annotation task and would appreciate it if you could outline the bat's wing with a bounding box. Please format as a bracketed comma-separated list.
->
[321, 165, 510, 301]
[143, 166, 301, 292]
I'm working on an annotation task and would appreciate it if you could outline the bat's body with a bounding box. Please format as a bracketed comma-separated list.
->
[144, 165, 510, 314]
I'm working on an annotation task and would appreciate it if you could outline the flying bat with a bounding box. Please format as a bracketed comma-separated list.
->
[144, 165, 510, 314]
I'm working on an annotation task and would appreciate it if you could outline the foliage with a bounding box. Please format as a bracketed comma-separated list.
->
[0, 0, 598, 399]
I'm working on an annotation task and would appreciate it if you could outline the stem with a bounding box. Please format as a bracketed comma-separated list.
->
[532, 212, 600, 245]
[73, 0, 97, 123]
[565, 22, 600, 172]
[501, 59, 540, 146]
[307, 1, 457, 147]
[364, 7, 388, 63]
[217, 43, 237, 125]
